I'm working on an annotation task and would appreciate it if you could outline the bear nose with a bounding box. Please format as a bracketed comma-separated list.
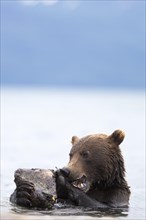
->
[61, 167, 70, 177]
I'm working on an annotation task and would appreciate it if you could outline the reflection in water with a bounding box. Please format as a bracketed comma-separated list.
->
[11, 204, 129, 218]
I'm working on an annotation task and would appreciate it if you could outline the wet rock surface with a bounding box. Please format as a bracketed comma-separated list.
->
[10, 168, 56, 209]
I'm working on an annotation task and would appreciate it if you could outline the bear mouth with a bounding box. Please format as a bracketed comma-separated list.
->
[71, 175, 90, 192]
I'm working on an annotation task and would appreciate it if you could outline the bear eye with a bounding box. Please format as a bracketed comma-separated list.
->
[81, 151, 89, 158]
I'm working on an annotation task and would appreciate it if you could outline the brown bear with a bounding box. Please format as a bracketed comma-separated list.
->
[10, 130, 130, 210]
[56, 129, 131, 208]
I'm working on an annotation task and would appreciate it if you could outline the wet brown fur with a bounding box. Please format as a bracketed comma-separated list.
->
[65, 130, 130, 207]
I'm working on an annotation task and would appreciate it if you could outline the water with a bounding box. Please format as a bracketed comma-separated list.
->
[1, 87, 145, 219]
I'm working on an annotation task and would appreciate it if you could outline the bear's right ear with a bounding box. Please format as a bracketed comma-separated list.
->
[109, 130, 125, 145]
[71, 136, 80, 145]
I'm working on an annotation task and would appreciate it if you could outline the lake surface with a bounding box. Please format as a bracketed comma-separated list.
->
[1, 87, 145, 219]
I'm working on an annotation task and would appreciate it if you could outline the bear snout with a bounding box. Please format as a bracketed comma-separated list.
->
[60, 167, 70, 177]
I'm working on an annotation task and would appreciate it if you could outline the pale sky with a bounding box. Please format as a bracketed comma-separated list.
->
[1, 0, 145, 89]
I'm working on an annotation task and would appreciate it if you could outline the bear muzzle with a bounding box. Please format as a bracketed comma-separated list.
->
[60, 167, 90, 192]
[72, 175, 90, 192]
[60, 167, 70, 177]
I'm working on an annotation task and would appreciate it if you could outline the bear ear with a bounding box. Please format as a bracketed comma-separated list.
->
[109, 130, 125, 145]
[71, 136, 80, 145]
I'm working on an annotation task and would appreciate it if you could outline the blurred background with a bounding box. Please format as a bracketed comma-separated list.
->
[1, 0, 145, 88]
[1, 1, 145, 219]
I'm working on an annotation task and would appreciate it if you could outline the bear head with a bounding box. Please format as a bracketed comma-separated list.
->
[62, 130, 126, 192]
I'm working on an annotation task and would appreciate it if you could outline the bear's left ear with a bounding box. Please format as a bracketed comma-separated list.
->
[109, 130, 125, 145]
[71, 136, 80, 145]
